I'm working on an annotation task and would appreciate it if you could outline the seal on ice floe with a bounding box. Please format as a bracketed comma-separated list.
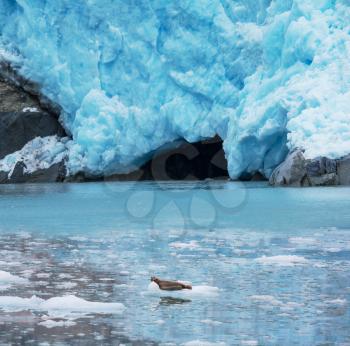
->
[151, 276, 192, 291]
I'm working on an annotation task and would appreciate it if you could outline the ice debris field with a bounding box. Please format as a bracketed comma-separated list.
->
[1, 0, 350, 178]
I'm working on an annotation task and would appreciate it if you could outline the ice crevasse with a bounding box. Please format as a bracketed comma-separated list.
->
[1, 0, 350, 178]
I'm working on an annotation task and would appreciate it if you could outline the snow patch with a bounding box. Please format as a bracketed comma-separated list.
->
[22, 107, 39, 113]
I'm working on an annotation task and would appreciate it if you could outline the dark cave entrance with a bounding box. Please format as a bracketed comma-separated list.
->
[108, 136, 229, 181]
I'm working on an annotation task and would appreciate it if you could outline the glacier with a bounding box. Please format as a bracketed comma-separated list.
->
[1, 0, 350, 179]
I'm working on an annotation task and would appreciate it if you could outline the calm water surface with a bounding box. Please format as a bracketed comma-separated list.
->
[0, 181, 349, 345]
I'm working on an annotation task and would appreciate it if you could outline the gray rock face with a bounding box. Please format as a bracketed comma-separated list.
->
[0, 59, 61, 116]
[306, 156, 337, 177]
[270, 151, 350, 187]
[0, 111, 66, 159]
[269, 149, 308, 187]
[308, 173, 339, 186]
[337, 155, 350, 185]
[0, 80, 42, 113]
[0, 161, 67, 184]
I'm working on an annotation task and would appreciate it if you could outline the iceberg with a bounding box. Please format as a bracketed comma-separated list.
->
[1, 0, 350, 178]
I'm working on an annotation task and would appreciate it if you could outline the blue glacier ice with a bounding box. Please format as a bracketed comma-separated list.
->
[1, 0, 350, 178]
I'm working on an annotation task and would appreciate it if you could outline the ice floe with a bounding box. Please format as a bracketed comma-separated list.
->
[146, 282, 219, 299]
[255, 255, 308, 266]
[0, 295, 125, 315]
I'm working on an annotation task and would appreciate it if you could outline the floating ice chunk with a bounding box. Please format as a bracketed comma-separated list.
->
[250, 295, 282, 306]
[255, 255, 308, 266]
[39, 319, 77, 328]
[241, 341, 258, 346]
[68, 236, 88, 242]
[0, 271, 28, 284]
[200, 319, 223, 326]
[289, 237, 317, 245]
[169, 241, 201, 250]
[182, 341, 226, 346]
[36, 273, 50, 279]
[0, 295, 125, 314]
[146, 282, 219, 298]
[250, 295, 304, 312]
[56, 282, 77, 289]
[325, 298, 347, 306]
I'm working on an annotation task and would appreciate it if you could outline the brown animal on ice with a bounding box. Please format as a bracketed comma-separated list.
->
[151, 276, 192, 291]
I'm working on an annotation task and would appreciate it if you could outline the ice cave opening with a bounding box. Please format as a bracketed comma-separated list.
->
[106, 136, 230, 181]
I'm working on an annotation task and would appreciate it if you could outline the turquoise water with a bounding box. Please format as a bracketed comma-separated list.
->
[0, 182, 349, 345]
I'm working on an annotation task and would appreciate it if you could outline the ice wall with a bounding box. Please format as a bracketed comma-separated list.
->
[1, 0, 350, 178]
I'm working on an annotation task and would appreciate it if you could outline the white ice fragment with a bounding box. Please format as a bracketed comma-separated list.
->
[39, 319, 76, 328]
[182, 341, 226, 346]
[0, 295, 125, 314]
[56, 282, 77, 289]
[255, 255, 308, 266]
[0, 271, 28, 284]
[169, 241, 200, 250]
[200, 319, 223, 326]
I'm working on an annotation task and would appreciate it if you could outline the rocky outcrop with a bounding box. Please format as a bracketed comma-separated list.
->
[0, 111, 66, 160]
[269, 150, 308, 187]
[337, 155, 350, 185]
[0, 59, 61, 116]
[0, 80, 41, 113]
[269, 149, 350, 187]
[0, 161, 66, 184]
[0, 76, 68, 183]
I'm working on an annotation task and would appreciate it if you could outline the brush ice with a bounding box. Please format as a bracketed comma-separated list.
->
[1, 1, 350, 177]
[0, 295, 125, 314]
[255, 255, 308, 266]
[0, 271, 28, 290]
[182, 341, 226, 346]
[0, 271, 28, 284]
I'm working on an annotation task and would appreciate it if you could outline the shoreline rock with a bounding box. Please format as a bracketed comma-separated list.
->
[269, 149, 350, 187]
[0, 111, 66, 160]
[0, 76, 68, 184]
[0, 161, 67, 184]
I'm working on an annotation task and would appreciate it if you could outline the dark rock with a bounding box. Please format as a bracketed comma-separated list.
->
[0, 160, 67, 184]
[306, 157, 337, 177]
[337, 155, 350, 185]
[0, 59, 61, 116]
[0, 80, 43, 113]
[270, 150, 350, 187]
[308, 173, 339, 186]
[0, 111, 66, 159]
[269, 149, 307, 186]
[0, 170, 8, 184]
